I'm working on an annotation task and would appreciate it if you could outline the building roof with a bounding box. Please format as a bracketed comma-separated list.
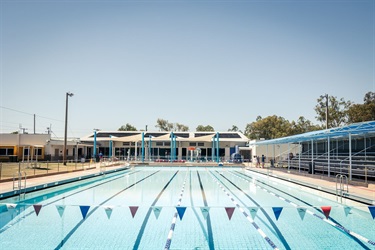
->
[81, 131, 249, 142]
[250, 121, 375, 145]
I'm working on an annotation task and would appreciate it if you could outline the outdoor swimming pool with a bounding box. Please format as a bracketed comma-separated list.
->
[0, 166, 374, 249]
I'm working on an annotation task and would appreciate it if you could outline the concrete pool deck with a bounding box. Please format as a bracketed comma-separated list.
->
[0, 163, 374, 205]
[246, 166, 375, 205]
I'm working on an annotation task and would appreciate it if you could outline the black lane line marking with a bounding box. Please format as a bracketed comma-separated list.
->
[197, 170, 214, 250]
[235, 170, 371, 249]
[188, 171, 209, 244]
[247, 169, 372, 205]
[213, 170, 291, 250]
[132, 170, 179, 250]
[54, 170, 160, 250]
[0, 170, 138, 233]
[209, 170, 279, 250]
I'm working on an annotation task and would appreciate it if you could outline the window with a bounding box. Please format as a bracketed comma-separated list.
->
[156, 142, 163, 146]
[34, 148, 42, 156]
[0, 148, 14, 155]
[123, 142, 130, 146]
[164, 142, 171, 146]
[198, 143, 204, 147]
[189, 142, 197, 146]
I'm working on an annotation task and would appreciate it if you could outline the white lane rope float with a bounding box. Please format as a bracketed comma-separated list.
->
[209, 170, 279, 250]
[228, 169, 375, 247]
[164, 172, 189, 250]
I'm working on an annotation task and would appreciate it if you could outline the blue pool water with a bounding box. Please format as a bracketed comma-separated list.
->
[0, 166, 374, 249]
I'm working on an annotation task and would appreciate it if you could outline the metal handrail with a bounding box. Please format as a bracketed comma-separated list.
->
[13, 171, 27, 193]
[336, 174, 348, 203]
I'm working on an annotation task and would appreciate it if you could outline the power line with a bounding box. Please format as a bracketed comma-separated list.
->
[0, 106, 33, 116]
[0, 105, 64, 122]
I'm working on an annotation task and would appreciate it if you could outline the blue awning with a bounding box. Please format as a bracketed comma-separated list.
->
[250, 121, 375, 145]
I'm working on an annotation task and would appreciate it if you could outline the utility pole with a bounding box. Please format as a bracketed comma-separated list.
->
[63, 92, 74, 165]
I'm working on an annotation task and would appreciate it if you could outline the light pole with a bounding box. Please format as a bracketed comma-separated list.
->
[325, 94, 329, 130]
[63, 92, 74, 165]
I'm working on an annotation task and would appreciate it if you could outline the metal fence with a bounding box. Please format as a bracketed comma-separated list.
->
[274, 157, 375, 183]
[0, 159, 101, 180]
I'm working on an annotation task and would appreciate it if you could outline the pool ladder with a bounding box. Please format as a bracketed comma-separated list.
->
[335, 174, 348, 203]
[13, 171, 27, 197]
[99, 161, 106, 175]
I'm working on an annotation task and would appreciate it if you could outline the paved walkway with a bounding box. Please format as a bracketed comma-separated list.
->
[0, 163, 128, 195]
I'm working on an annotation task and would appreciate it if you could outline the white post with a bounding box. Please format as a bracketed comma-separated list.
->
[311, 140, 314, 173]
[298, 142, 301, 172]
[349, 133, 352, 180]
[364, 135, 367, 161]
[135, 141, 138, 161]
[35, 146, 38, 166]
[327, 136, 330, 177]
[288, 142, 290, 170]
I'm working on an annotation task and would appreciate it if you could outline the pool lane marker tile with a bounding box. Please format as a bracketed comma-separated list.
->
[129, 206, 139, 218]
[153, 206, 162, 219]
[321, 206, 331, 219]
[80, 206, 90, 219]
[225, 207, 235, 220]
[272, 207, 283, 221]
[369, 206, 375, 219]
[33, 204, 42, 216]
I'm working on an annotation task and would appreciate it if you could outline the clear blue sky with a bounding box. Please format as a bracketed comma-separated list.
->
[1, 0, 374, 138]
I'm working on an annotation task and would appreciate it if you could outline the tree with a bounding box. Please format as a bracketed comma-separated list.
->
[196, 125, 215, 132]
[118, 123, 137, 131]
[244, 115, 291, 139]
[314, 94, 352, 128]
[290, 116, 321, 135]
[175, 123, 189, 132]
[155, 118, 170, 131]
[228, 125, 239, 132]
[155, 118, 189, 131]
[348, 91, 375, 123]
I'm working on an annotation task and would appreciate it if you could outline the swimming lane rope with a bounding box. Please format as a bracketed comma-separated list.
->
[229, 169, 375, 247]
[164, 171, 189, 250]
[209, 170, 280, 250]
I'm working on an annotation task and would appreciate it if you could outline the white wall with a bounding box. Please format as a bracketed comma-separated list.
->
[0, 134, 51, 146]
[250, 141, 301, 162]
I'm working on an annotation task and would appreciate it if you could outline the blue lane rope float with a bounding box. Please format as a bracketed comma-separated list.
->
[164, 172, 188, 250]
[229, 169, 375, 247]
[209, 170, 279, 250]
